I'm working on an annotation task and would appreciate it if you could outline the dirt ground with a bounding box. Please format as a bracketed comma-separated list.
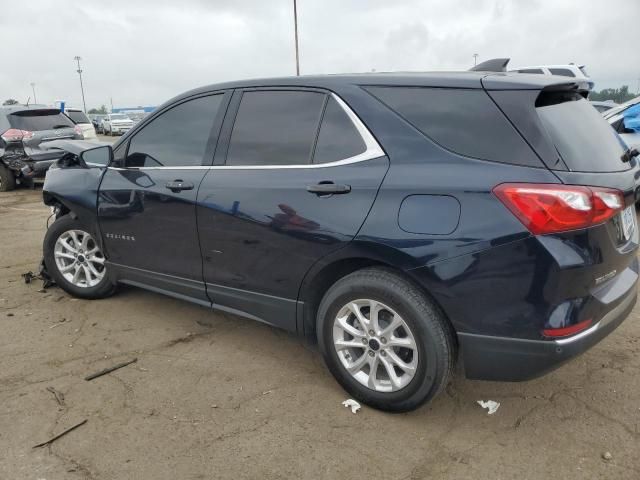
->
[1, 188, 639, 480]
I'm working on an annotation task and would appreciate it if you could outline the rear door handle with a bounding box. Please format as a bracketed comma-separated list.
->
[306, 182, 351, 195]
[165, 180, 194, 193]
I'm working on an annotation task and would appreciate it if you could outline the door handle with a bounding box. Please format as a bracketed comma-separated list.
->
[306, 182, 351, 195]
[165, 180, 194, 193]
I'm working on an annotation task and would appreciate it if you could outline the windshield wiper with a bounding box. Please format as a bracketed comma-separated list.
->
[621, 147, 639, 163]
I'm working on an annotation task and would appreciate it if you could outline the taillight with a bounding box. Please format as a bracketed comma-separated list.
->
[74, 125, 84, 137]
[1, 128, 34, 142]
[493, 183, 624, 235]
[543, 319, 592, 338]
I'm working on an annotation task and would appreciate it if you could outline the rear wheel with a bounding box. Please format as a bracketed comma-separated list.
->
[44, 215, 115, 299]
[317, 268, 455, 412]
[0, 164, 16, 192]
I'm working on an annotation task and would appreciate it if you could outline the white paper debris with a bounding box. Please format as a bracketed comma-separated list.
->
[342, 399, 361, 414]
[477, 400, 500, 414]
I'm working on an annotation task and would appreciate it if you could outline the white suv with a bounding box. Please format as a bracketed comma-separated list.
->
[510, 64, 594, 90]
[102, 113, 134, 136]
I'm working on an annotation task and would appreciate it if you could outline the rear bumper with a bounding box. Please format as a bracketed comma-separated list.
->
[459, 284, 637, 381]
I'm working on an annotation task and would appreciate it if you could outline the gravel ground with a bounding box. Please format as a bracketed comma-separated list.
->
[1, 188, 639, 480]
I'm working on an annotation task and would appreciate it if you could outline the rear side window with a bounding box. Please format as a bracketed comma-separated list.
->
[548, 68, 575, 77]
[537, 92, 628, 172]
[127, 94, 222, 167]
[226, 90, 325, 166]
[8, 110, 74, 131]
[518, 68, 544, 74]
[313, 97, 366, 164]
[65, 110, 90, 124]
[365, 86, 540, 166]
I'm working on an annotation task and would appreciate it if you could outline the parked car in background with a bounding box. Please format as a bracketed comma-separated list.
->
[64, 108, 97, 140]
[102, 113, 134, 136]
[90, 114, 106, 134]
[510, 64, 594, 90]
[0, 105, 83, 191]
[41, 71, 638, 411]
[590, 100, 618, 113]
[603, 96, 640, 149]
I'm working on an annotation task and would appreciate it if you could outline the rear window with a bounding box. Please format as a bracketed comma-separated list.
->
[548, 68, 576, 77]
[65, 110, 90, 124]
[8, 110, 74, 131]
[536, 92, 628, 172]
[365, 86, 541, 167]
[313, 97, 366, 164]
[518, 68, 544, 74]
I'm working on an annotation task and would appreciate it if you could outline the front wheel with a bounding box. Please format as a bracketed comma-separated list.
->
[43, 215, 115, 299]
[0, 164, 16, 192]
[317, 268, 455, 412]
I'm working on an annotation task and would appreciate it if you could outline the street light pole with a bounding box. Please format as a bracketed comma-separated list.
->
[473, 53, 479, 66]
[30, 83, 37, 104]
[74, 56, 87, 112]
[293, 0, 300, 76]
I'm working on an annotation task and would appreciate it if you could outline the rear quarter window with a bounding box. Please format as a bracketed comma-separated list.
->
[364, 86, 541, 167]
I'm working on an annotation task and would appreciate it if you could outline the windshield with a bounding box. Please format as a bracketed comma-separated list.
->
[65, 110, 90, 124]
[537, 92, 628, 172]
[603, 96, 640, 120]
[110, 114, 130, 121]
[8, 110, 75, 131]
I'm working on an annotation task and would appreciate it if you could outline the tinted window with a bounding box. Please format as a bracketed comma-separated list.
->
[313, 97, 366, 164]
[8, 110, 74, 131]
[518, 68, 544, 74]
[226, 90, 325, 166]
[366, 86, 540, 166]
[537, 92, 628, 172]
[66, 110, 90, 124]
[549, 68, 575, 77]
[127, 95, 222, 167]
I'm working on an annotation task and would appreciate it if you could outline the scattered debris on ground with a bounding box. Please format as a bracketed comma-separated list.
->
[84, 358, 138, 381]
[477, 400, 500, 415]
[46, 386, 65, 406]
[32, 419, 87, 448]
[602, 451, 613, 461]
[342, 399, 361, 414]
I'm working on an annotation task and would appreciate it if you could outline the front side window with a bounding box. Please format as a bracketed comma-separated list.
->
[313, 97, 366, 164]
[126, 94, 223, 167]
[549, 68, 576, 77]
[226, 90, 325, 166]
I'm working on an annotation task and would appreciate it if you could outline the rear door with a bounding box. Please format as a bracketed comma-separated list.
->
[196, 88, 389, 331]
[98, 92, 228, 304]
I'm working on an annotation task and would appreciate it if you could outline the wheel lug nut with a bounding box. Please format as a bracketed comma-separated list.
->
[368, 330, 375, 336]
[361, 338, 368, 345]
[368, 350, 375, 357]
[380, 337, 387, 344]
[380, 351, 387, 357]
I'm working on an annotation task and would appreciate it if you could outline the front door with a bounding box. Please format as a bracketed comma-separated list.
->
[98, 93, 227, 304]
[197, 89, 388, 329]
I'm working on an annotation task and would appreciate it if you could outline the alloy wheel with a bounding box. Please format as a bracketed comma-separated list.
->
[53, 229, 106, 288]
[332, 299, 418, 392]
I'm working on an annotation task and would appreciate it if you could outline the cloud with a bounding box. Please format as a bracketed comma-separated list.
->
[1, 0, 638, 108]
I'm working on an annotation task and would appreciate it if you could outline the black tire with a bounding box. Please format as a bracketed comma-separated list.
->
[0, 164, 16, 192]
[43, 215, 116, 299]
[317, 267, 456, 412]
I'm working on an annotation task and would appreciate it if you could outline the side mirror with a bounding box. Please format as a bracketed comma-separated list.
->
[79, 145, 113, 168]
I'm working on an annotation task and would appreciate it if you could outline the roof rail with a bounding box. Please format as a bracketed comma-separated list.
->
[470, 58, 510, 72]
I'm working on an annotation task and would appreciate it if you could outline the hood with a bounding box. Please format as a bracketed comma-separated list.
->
[39, 140, 110, 156]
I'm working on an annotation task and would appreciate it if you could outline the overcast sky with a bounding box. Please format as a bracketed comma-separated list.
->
[1, 0, 638, 109]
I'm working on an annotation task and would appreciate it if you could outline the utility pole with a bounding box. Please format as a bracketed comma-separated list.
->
[473, 53, 479, 66]
[30, 83, 37, 104]
[293, 0, 300, 76]
[74, 56, 87, 112]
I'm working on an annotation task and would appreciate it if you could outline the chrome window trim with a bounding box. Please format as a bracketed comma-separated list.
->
[113, 93, 385, 171]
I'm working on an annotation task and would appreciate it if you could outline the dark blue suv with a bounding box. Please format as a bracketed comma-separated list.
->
[41, 70, 639, 411]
